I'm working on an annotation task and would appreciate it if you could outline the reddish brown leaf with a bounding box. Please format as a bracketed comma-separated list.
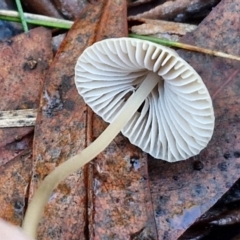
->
[30, 1, 154, 239]
[90, 2, 158, 235]
[147, 0, 240, 239]
[89, 116, 158, 239]
[0, 27, 52, 226]
[0, 150, 32, 226]
[29, 0, 158, 239]
[0, 27, 52, 151]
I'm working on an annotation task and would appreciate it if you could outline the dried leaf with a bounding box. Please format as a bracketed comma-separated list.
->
[0, 27, 52, 225]
[0, 151, 32, 225]
[89, 116, 158, 239]
[0, 27, 52, 160]
[29, 1, 154, 239]
[148, 0, 240, 238]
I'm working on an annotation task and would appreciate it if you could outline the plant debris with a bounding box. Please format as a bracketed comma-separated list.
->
[148, 0, 240, 238]
[0, 27, 52, 226]
[129, 18, 197, 36]
[1, 0, 240, 239]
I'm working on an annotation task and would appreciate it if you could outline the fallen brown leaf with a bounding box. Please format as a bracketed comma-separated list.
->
[147, 0, 240, 238]
[29, 1, 156, 239]
[0, 27, 52, 226]
[0, 150, 32, 225]
[0, 27, 52, 167]
[0, 27, 52, 147]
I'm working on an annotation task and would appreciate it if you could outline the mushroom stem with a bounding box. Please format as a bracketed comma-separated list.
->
[22, 72, 159, 238]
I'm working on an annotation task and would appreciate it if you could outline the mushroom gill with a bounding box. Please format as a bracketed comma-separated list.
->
[75, 38, 215, 161]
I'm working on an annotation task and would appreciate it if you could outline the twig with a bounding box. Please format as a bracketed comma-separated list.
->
[0, 109, 37, 128]
[0, 10, 73, 29]
[15, 0, 28, 32]
[129, 34, 240, 61]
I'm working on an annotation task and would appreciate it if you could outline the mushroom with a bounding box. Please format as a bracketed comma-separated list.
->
[22, 37, 215, 238]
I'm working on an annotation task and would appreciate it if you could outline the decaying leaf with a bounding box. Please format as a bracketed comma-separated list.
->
[29, 1, 156, 239]
[147, 0, 240, 238]
[0, 27, 52, 225]
[0, 151, 32, 225]
[0, 27, 52, 165]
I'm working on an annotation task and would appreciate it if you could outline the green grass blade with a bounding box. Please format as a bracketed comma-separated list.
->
[0, 10, 73, 29]
[15, 0, 28, 32]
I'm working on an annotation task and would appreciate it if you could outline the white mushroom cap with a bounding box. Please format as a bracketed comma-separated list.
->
[75, 38, 215, 162]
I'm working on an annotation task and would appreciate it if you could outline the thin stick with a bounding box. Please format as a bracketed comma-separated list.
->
[15, 0, 28, 32]
[129, 33, 240, 61]
[0, 109, 37, 128]
[0, 10, 73, 29]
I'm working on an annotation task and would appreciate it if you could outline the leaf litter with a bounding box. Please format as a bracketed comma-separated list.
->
[1, 0, 240, 239]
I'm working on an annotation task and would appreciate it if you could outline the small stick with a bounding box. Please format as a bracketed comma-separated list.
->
[0, 109, 37, 128]
[129, 33, 240, 61]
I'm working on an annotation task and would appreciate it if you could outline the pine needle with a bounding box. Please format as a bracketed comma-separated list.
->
[129, 33, 240, 61]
